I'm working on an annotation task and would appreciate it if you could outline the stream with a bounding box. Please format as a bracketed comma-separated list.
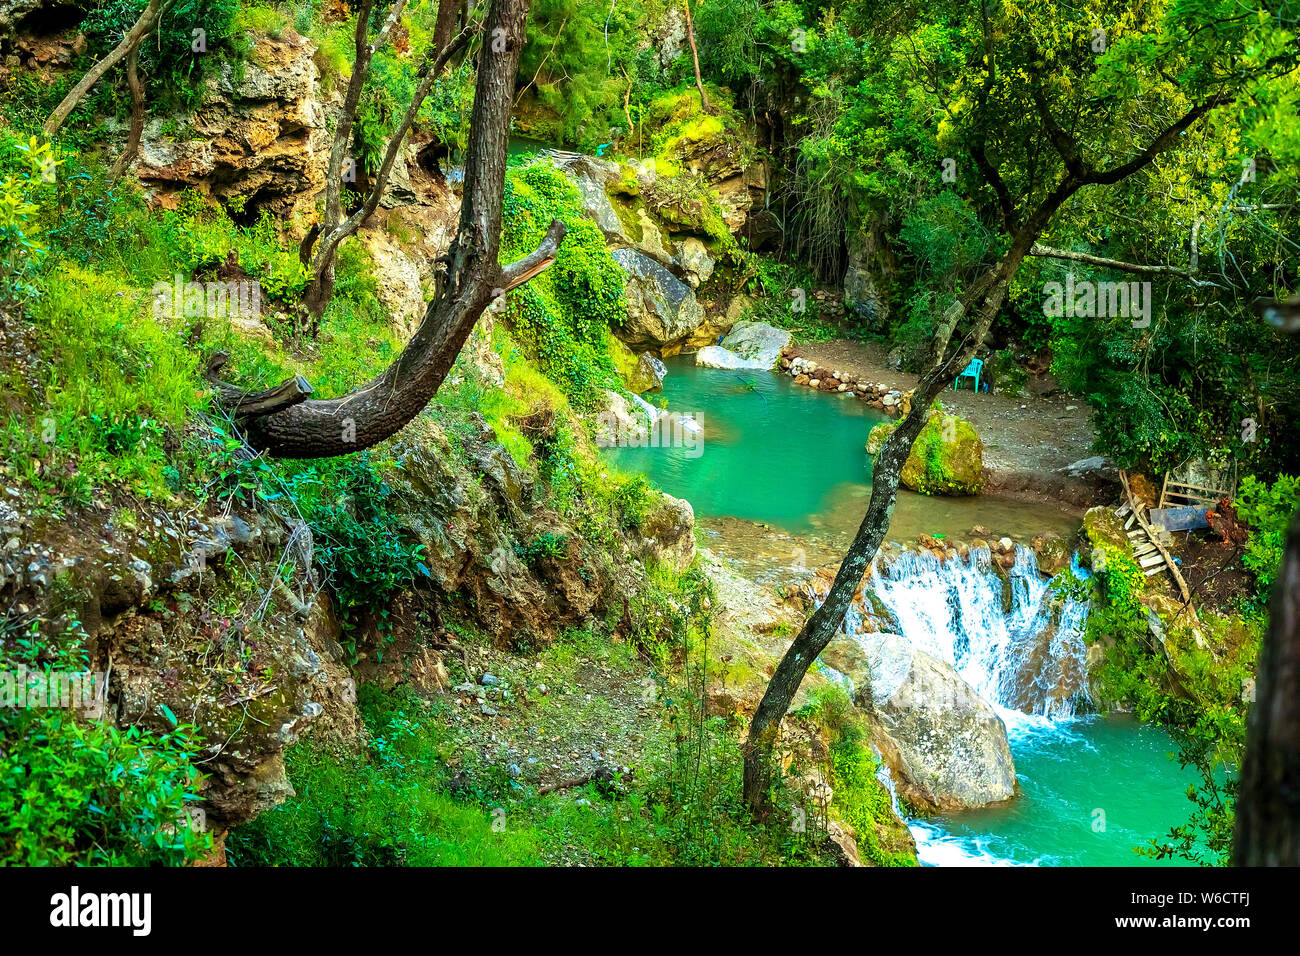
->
[604, 356, 1198, 866]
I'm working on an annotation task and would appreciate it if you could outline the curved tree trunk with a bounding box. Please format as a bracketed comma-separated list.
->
[108, 40, 146, 180]
[224, 0, 563, 460]
[1234, 507, 1300, 864]
[43, 0, 167, 137]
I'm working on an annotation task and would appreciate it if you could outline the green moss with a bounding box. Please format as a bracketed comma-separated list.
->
[867, 408, 985, 496]
[830, 729, 918, 867]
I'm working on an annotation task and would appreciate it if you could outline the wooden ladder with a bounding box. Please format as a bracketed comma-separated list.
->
[1118, 471, 1192, 603]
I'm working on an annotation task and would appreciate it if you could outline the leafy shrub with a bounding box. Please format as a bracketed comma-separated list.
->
[0, 135, 56, 300]
[1236, 474, 1300, 596]
[0, 628, 209, 866]
[83, 0, 240, 108]
[299, 454, 427, 655]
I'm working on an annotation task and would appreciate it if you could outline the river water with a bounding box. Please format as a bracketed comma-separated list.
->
[603, 356, 1198, 866]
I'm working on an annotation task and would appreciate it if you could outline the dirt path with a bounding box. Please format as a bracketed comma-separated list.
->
[791, 339, 1113, 505]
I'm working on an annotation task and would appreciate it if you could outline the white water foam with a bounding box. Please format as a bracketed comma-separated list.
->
[853, 545, 1093, 865]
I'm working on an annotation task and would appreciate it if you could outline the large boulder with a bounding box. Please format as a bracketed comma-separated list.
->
[694, 345, 751, 370]
[676, 237, 715, 288]
[552, 155, 625, 240]
[694, 320, 791, 370]
[866, 408, 985, 495]
[638, 494, 696, 571]
[0, 0, 54, 34]
[860, 633, 1016, 811]
[610, 247, 705, 351]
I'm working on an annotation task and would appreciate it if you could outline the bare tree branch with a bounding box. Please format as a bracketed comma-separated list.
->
[43, 0, 169, 137]
[1028, 243, 1195, 277]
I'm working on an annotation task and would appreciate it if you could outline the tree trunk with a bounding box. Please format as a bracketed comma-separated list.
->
[223, 0, 564, 459]
[1234, 511, 1300, 864]
[739, 90, 1233, 814]
[43, 0, 167, 137]
[107, 40, 145, 180]
[302, 22, 474, 319]
[432, 0, 461, 55]
[740, 264, 1016, 814]
[681, 0, 712, 115]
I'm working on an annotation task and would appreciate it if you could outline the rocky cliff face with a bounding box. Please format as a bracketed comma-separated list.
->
[137, 30, 329, 224]
[0, 479, 362, 836]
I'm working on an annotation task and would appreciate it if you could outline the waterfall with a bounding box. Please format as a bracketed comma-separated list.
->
[846, 544, 1093, 866]
[864, 545, 1092, 724]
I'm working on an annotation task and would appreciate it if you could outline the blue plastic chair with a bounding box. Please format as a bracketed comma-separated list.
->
[954, 358, 982, 392]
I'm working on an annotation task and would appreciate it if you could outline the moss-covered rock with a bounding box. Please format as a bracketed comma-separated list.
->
[866, 409, 985, 496]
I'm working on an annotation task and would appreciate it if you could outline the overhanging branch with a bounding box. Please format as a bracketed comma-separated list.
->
[497, 218, 567, 293]
[1029, 243, 1194, 278]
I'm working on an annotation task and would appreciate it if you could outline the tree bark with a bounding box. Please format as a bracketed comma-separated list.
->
[432, 0, 462, 55]
[681, 0, 713, 115]
[1234, 504, 1300, 863]
[107, 40, 146, 180]
[220, 0, 561, 460]
[43, 0, 167, 137]
[740, 254, 1019, 814]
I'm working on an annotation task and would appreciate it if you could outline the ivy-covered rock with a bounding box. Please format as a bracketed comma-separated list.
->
[866, 409, 986, 496]
[500, 162, 626, 407]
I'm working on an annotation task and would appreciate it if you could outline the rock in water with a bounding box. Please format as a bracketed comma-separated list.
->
[627, 352, 667, 393]
[866, 408, 985, 495]
[610, 248, 705, 351]
[860, 633, 1016, 810]
[694, 320, 792, 370]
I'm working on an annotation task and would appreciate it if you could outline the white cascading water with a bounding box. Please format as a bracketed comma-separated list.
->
[850, 544, 1092, 865]
[864, 545, 1091, 726]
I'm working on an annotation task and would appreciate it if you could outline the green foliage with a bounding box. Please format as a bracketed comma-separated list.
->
[1086, 513, 1261, 866]
[1235, 474, 1300, 596]
[827, 720, 916, 867]
[0, 626, 210, 866]
[227, 686, 540, 866]
[515, 531, 568, 564]
[500, 162, 624, 408]
[295, 453, 428, 655]
[2, 262, 202, 503]
[0, 135, 56, 300]
[517, 0, 646, 146]
[83, 0, 240, 109]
